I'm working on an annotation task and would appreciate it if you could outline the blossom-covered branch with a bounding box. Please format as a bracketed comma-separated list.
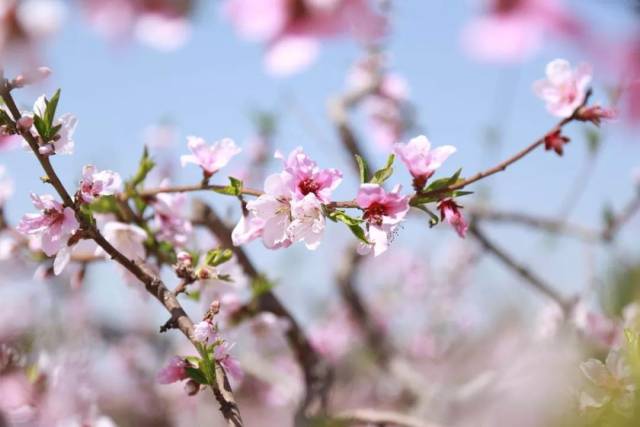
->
[0, 74, 243, 427]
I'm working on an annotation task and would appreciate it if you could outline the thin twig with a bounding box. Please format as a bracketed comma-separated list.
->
[467, 206, 602, 242]
[468, 222, 572, 313]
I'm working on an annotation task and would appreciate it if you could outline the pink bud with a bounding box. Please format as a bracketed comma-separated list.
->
[17, 116, 34, 131]
[37, 67, 52, 80]
[543, 130, 570, 156]
[12, 75, 27, 88]
[38, 144, 54, 156]
[576, 105, 617, 126]
[197, 266, 213, 280]
[176, 251, 192, 266]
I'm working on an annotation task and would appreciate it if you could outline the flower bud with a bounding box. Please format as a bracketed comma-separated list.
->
[197, 266, 214, 280]
[543, 130, 570, 156]
[37, 67, 52, 80]
[12, 75, 27, 88]
[576, 105, 617, 127]
[16, 116, 33, 131]
[176, 251, 192, 266]
[184, 379, 200, 396]
[38, 144, 54, 156]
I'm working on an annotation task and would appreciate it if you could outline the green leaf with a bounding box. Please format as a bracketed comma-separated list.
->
[326, 209, 362, 226]
[129, 146, 156, 189]
[204, 248, 233, 267]
[355, 154, 368, 183]
[186, 289, 201, 302]
[89, 195, 119, 214]
[44, 89, 61, 130]
[213, 176, 244, 196]
[33, 115, 47, 139]
[347, 224, 369, 244]
[185, 367, 210, 385]
[370, 154, 395, 185]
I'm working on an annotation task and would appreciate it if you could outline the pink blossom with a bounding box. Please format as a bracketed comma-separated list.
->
[214, 341, 243, 381]
[81, 0, 191, 51]
[134, 13, 191, 52]
[352, 66, 412, 149]
[78, 165, 122, 203]
[0, 0, 65, 67]
[287, 193, 325, 250]
[276, 147, 342, 203]
[356, 183, 410, 256]
[17, 194, 79, 269]
[0, 372, 36, 424]
[32, 95, 78, 155]
[462, 0, 585, 63]
[234, 172, 294, 249]
[580, 350, 634, 412]
[0, 165, 14, 206]
[151, 188, 192, 247]
[193, 320, 218, 345]
[437, 199, 468, 238]
[180, 136, 241, 178]
[393, 135, 456, 188]
[309, 306, 358, 361]
[533, 59, 592, 118]
[225, 0, 386, 76]
[231, 213, 265, 246]
[156, 356, 188, 384]
[98, 222, 146, 261]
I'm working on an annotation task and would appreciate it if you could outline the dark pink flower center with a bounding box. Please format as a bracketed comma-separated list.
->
[298, 177, 320, 196]
[44, 208, 65, 226]
[363, 202, 388, 225]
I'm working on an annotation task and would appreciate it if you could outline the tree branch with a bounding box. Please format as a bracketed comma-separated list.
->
[468, 222, 572, 313]
[191, 200, 333, 422]
[0, 83, 243, 427]
[332, 408, 441, 427]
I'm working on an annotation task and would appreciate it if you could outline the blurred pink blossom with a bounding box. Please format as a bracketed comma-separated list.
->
[98, 221, 146, 261]
[214, 342, 243, 381]
[17, 193, 79, 274]
[533, 59, 592, 118]
[78, 165, 122, 203]
[438, 199, 468, 238]
[157, 356, 188, 384]
[0, 165, 14, 206]
[180, 136, 241, 178]
[81, 0, 191, 51]
[151, 187, 192, 247]
[394, 135, 456, 188]
[225, 0, 386, 76]
[193, 320, 217, 345]
[462, 0, 585, 63]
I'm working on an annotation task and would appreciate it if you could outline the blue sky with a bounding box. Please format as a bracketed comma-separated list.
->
[1, 1, 639, 326]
